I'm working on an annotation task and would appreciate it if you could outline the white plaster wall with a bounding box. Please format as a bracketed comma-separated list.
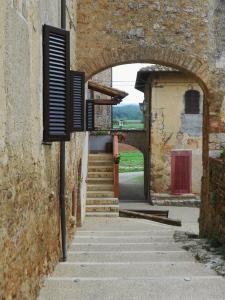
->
[79, 132, 89, 225]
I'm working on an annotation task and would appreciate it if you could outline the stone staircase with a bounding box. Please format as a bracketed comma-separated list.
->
[38, 217, 225, 300]
[86, 153, 119, 217]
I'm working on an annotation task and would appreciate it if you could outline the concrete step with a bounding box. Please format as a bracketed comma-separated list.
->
[89, 154, 113, 161]
[86, 198, 118, 205]
[152, 193, 198, 200]
[67, 250, 193, 263]
[88, 171, 113, 178]
[87, 178, 114, 184]
[51, 261, 216, 278]
[86, 205, 119, 213]
[73, 236, 174, 243]
[89, 160, 113, 166]
[87, 191, 115, 198]
[87, 184, 114, 191]
[38, 277, 225, 300]
[76, 230, 175, 237]
[88, 166, 113, 172]
[86, 212, 119, 217]
[70, 242, 183, 252]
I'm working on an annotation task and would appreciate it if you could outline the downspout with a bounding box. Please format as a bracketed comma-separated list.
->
[59, 0, 67, 262]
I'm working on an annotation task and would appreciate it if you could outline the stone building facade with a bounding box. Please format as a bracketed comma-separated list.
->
[136, 66, 203, 195]
[91, 69, 113, 130]
[2, 0, 225, 298]
[76, 0, 225, 245]
[0, 1, 88, 299]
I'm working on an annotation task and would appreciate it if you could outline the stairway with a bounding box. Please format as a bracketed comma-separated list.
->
[38, 217, 225, 300]
[86, 153, 119, 217]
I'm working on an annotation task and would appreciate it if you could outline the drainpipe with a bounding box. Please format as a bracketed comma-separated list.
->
[59, 0, 67, 262]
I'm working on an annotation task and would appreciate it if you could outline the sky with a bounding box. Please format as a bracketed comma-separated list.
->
[112, 63, 150, 105]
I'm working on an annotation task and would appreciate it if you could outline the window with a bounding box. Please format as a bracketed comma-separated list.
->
[184, 90, 200, 114]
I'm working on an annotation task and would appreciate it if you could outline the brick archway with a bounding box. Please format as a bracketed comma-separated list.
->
[77, 46, 210, 95]
[78, 46, 211, 234]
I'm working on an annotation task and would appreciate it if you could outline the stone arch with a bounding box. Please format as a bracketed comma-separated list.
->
[77, 45, 210, 96]
[79, 44, 211, 207]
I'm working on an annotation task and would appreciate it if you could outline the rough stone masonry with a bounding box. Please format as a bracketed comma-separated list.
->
[2, 0, 225, 299]
[76, 0, 225, 245]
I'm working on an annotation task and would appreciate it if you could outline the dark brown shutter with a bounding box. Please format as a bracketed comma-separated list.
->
[185, 90, 200, 114]
[86, 100, 95, 131]
[43, 25, 70, 142]
[70, 71, 85, 131]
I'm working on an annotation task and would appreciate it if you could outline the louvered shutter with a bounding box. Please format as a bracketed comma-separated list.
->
[43, 25, 70, 142]
[171, 151, 192, 194]
[70, 71, 85, 131]
[86, 100, 95, 131]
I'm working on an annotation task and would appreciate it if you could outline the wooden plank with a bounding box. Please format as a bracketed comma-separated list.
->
[127, 209, 169, 218]
[119, 209, 181, 227]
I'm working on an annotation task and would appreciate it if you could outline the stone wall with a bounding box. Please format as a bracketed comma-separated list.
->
[76, 0, 225, 240]
[200, 158, 225, 243]
[0, 1, 87, 299]
[92, 69, 112, 130]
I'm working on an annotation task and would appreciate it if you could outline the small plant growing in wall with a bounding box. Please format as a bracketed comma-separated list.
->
[220, 145, 225, 160]
[210, 191, 218, 208]
[114, 154, 121, 164]
[209, 233, 222, 248]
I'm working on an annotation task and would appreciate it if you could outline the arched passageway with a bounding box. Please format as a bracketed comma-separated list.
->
[118, 143, 145, 202]
[83, 58, 209, 233]
[76, 1, 225, 239]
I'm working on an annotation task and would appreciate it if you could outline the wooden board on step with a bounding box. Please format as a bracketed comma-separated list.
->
[119, 209, 181, 227]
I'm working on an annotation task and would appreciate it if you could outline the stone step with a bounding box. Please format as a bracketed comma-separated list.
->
[87, 178, 114, 184]
[38, 277, 225, 300]
[88, 166, 113, 172]
[86, 212, 119, 217]
[152, 193, 198, 200]
[86, 205, 119, 213]
[76, 230, 174, 237]
[89, 154, 113, 161]
[88, 172, 114, 178]
[89, 161, 113, 166]
[86, 198, 118, 205]
[87, 184, 114, 191]
[70, 242, 183, 252]
[74, 236, 175, 244]
[50, 261, 216, 278]
[87, 191, 115, 198]
[67, 250, 193, 263]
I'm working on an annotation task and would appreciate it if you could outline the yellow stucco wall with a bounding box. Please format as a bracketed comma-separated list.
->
[148, 73, 203, 194]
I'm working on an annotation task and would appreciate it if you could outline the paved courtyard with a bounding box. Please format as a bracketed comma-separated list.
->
[38, 215, 225, 300]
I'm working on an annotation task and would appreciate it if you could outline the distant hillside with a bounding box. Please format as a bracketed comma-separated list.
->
[113, 104, 143, 121]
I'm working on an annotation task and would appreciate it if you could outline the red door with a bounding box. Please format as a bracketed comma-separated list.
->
[171, 151, 192, 194]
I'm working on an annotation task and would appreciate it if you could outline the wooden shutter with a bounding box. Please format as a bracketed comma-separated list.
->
[43, 25, 70, 142]
[185, 90, 200, 114]
[86, 100, 95, 131]
[171, 151, 192, 194]
[70, 71, 85, 131]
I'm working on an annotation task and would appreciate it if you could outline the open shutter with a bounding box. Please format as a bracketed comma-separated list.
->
[86, 100, 95, 131]
[70, 71, 85, 131]
[43, 25, 70, 142]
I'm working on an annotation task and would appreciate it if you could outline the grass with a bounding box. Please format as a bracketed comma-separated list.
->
[113, 123, 144, 130]
[119, 151, 144, 173]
